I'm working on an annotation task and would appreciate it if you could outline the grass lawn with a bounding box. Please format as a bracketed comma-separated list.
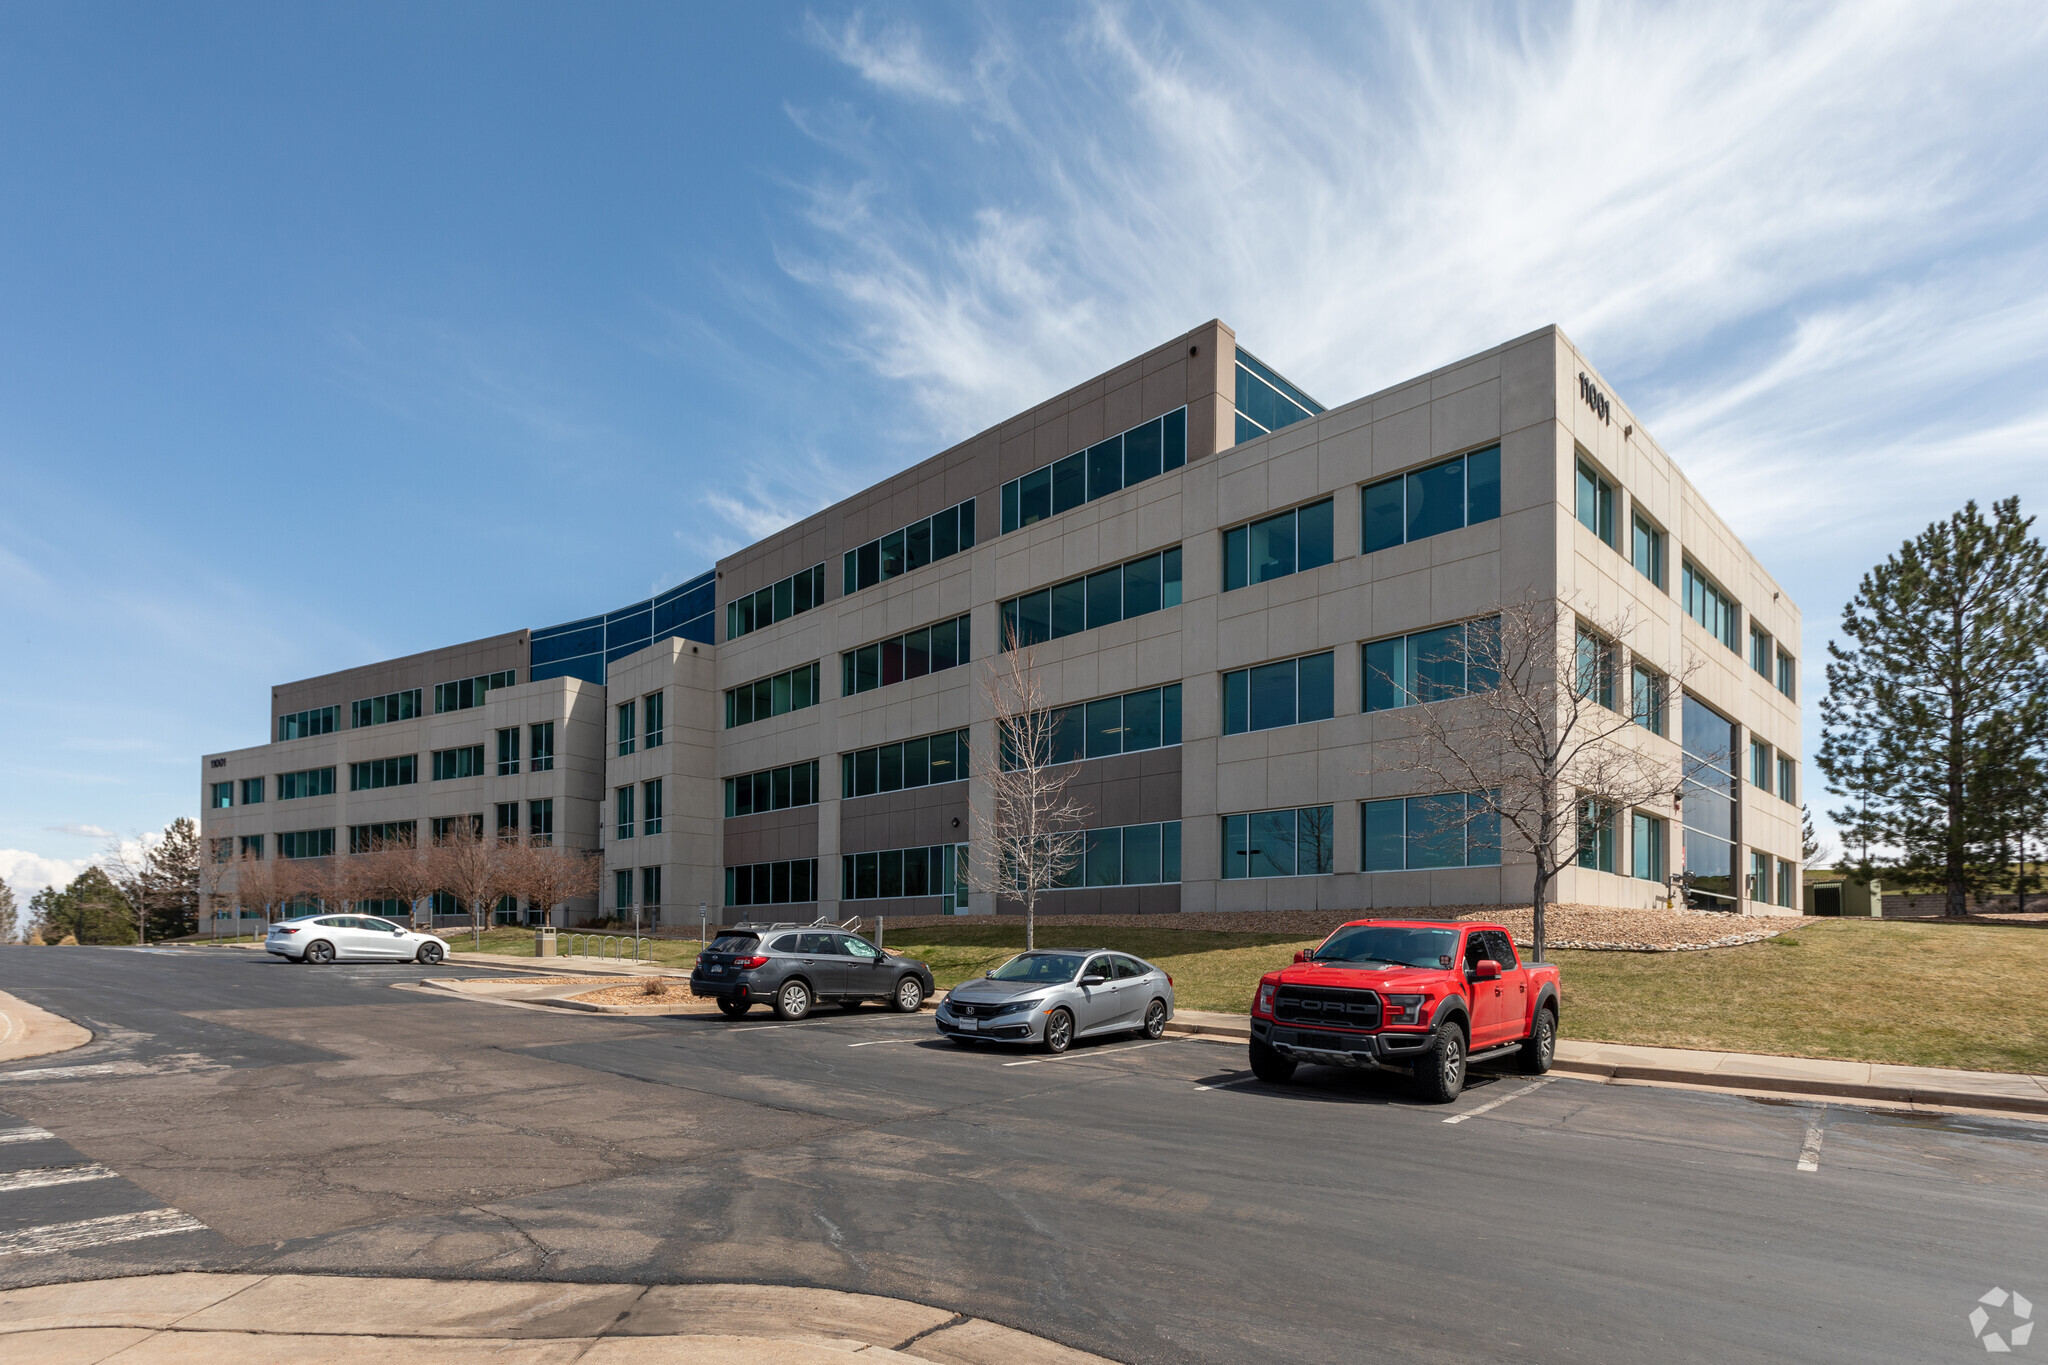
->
[452, 918, 2048, 1073]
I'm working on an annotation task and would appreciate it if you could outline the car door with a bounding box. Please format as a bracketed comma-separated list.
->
[836, 934, 890, 996]
[1109, 955, 1151, 1027]
[795, 932, 849, 996]
[1072, 954, 1123, 1034]
[312, 916, 362, 959]
[357, 917, 409, 959]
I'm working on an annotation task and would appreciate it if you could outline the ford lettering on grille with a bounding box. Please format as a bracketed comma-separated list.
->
[1274, 985, 1381, 1030]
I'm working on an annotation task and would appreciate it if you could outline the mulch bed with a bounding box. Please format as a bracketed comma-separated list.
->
[859, 904, 1797, 953]
[571, 980, 700, 1006]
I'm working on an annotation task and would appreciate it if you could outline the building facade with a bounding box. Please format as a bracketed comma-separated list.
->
[201, 321, 1804, 925]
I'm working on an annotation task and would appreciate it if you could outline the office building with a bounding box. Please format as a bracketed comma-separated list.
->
[200, 321, 1803, 924]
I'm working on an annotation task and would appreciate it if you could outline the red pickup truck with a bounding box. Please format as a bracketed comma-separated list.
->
[1248, 919, 1560, 1102]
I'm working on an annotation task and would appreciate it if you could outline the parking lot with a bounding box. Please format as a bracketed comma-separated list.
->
[1, 946, 2044, 1363]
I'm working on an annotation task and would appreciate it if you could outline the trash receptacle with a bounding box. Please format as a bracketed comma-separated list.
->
[535, 927, 558, 958]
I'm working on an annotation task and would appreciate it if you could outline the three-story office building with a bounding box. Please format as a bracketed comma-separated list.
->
[202, 321, 1803, 925]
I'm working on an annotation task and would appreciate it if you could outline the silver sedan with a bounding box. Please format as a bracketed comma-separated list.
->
[936, 949, 1174, 1052]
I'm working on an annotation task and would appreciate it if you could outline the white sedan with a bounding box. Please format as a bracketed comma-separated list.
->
[266, 914, 448, 965]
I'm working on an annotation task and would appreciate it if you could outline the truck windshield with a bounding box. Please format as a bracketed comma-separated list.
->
[1312, 926, 1459, 969]
[988, 952, 1088, 983]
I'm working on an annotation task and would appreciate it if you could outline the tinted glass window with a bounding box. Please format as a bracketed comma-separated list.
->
[769, 935, 798, 952]
[840, 936, 882, 960]
[1113, 955, 1147, 980]
[1407, 459, 1465, 541]
[709, 934, 759, 952]
[1484, 929, 1519, 970]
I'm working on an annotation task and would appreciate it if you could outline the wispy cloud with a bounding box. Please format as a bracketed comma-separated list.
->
[785, 0, 2048, 551]
[44, 824, 114, 839]
[804, 10, 970, 104]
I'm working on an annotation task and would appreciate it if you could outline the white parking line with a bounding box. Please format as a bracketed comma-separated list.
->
[1443, 1077, 1554, 1124]
[1002, 1041, 1174, 1068]
[846, 1038, 925, 1048]
[1797, 1113, 1826, 1172]
[0, 1207, 207, 1258]
[0, 1062, 150, 1083]
[0, 1163, 118, 1193]
[0, 1126, 57, 1145]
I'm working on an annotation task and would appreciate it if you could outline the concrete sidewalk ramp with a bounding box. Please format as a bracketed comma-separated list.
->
[0, 1272, 1114, 1364]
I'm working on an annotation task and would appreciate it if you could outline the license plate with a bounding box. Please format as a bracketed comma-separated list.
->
[955, 1017, 978, 1031]
[706, 968, 725, 976]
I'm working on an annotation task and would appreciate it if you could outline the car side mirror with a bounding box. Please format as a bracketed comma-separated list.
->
[1080, 974, 1107, 987]
[1293, 950, 1310, 964]
[1476, 959, 1501, 981]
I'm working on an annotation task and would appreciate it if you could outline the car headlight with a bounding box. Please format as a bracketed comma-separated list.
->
[1384, 994, 1427, 1026]
[989, 997, 1042, 1018]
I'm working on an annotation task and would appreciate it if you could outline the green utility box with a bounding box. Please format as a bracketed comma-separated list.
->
[1805, 877, 1884, 917]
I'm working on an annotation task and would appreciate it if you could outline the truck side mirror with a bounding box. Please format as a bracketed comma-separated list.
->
[1293, 950, 1310, 963]
[1476, 960, 1501, 981]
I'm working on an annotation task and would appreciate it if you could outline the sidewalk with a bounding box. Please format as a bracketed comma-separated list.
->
[1163, 1009, 2048, 1116]
[0, 1273, 1111, 1364]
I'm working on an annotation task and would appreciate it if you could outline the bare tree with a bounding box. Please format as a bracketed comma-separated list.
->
[1366, 594, 1702, 961]
[370, 833, 439, 928]
[196, 839, 235, 940]
[430, 822, 510, 949]
[965, 628, 1089, 950]
[505, 840, 603, 929]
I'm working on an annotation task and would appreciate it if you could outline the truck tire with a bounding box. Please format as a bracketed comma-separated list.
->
[1518, 1004, 1557, 1074]
[1249, 1037, 1296, 1083]
[1412, 1021, 1467, 1103]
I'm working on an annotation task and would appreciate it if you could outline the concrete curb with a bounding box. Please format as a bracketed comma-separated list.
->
[0, 988, 93, 1064]
[0, 1272, 1116, 1364]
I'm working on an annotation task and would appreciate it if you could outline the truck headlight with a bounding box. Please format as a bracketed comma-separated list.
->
[1384, 994, 1426, 1026]
[1255, 983, 1276, 1017]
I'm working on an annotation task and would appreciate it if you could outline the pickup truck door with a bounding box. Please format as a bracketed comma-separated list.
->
[1483, 930, 1528, 1046]
[1462, 930, 1514, 1048]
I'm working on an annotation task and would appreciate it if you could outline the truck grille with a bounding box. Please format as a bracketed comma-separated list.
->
[1274, 985, 1381, 1031]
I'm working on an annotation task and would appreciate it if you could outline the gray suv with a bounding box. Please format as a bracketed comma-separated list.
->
[689, 927, 936, 1020]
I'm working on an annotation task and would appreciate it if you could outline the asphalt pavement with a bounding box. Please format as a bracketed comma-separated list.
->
[0, 945, 2042, 1364]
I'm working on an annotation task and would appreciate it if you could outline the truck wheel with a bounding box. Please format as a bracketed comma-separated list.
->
[1518, 1005, 1557, 1074]
[1412, 1022, 1467, 1103]
[1249, 1038, 1296, 1083]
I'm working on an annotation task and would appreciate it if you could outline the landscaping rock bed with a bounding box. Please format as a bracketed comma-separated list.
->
[861, 904, 1794, 952]
[571, 979, 699, 1007]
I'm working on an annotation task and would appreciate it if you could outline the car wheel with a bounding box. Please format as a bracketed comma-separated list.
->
[774, 980, 813, 1021]
[1140, 998, 1168, 1039]
[1042, 1007, 1074, 1054]
[890, 976, 925, 1013]
[1248, 1037, 1296, 1083]
[415, 942, 444, 965]
[305, 940, 335, 965]
[717, 998, 750, 1018]
[1519, 1005, 1557, 1074]
[1412, 1021, 1467, 1103]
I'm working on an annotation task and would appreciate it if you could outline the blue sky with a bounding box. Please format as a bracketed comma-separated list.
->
[4, 2, 2045, 889]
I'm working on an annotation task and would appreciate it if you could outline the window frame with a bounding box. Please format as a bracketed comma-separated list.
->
[1360, 443, 1502, 554]
[1223, 652, 1336, 735]
[1222, 497, 1335, 592]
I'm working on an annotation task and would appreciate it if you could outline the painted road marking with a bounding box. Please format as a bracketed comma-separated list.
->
[0, 1126, 57, 1145]
[0, 1207, 207, 1258]
[847, 1038, 926, 1047]
[1003, 1041, 1175, 1068]
[1443, 1077, 1554, 1124]
[0, 1062, 150, 1083]
[1797, 1112, 1826, 1172]
[0, 1162, 118, 1193]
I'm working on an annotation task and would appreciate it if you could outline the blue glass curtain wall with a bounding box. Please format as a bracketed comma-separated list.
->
[530, 570, 716, 685]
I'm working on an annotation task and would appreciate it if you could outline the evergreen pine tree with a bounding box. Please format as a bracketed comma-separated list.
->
[145, 817, 202, 939]
[0, 875, 16, 943]
[1819, 498, 2048, 916]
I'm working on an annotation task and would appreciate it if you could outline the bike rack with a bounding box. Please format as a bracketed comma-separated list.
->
[560, 933, 651, 962]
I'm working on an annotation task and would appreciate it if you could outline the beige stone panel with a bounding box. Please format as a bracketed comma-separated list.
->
[1372, 375, 1432, 421]
[1215, 452, 1272, 526]
[1369, 566, 1439, 638]
[1216, 607, 1271, 679]
[1264, 440, 1322, 513]
[1432, 377, 1501, 459]
[1370, 402, 1430, 478]
[1263, 589, 1321, 660]
[1498, 335, 1557, 435]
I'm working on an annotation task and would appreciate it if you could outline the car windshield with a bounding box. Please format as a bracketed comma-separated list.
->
[987, 952, 1089, 984]
[707, 934, 760, 953]
[1312, 926, 1459, 970]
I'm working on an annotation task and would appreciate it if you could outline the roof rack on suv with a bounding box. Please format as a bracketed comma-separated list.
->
[728, 914, 862, 933]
